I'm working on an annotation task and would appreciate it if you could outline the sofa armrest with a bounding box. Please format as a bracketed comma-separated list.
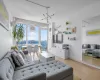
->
[19, 73, 46, 80]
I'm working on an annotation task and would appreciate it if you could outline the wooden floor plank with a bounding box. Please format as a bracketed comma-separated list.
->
[56, 57, 100, 80]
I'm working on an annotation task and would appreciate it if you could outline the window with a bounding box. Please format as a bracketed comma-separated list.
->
[16, 24, 48, 51]
[41, 29, 48, 51]
[27, 26, 39, 45]
[16, 24, 27, 49]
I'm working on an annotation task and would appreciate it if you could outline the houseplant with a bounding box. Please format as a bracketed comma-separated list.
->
[12, 24, 24, 45]
[11, 46, 18, 50]
[66, 21, 70, 25]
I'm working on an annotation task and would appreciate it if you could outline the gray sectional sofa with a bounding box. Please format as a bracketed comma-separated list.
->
[0, 51, 73, 80]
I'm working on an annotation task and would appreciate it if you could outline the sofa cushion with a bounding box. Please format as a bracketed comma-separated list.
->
[0, 58, 14, 80]
[16, 53, 25, 66]
[19, 51, 26, 59]
[15, 60, 40, 71]
[4, 51, 15, 69]
[14, 70, 46, 80]
[14, 60, 73, 80]
[11, 53, 21, 67]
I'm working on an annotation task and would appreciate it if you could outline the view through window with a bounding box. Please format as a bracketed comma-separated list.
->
[41, 29, 47, 51]
[17, 24, 48, 51]
[27, 26, 39, 45]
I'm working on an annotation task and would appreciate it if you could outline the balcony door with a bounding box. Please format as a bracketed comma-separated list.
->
[27, 26, 39, 46]
[41, 29, 48, 51]
[17, 24, 48, 51]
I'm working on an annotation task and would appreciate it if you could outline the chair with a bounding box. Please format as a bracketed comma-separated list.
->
[27, 45, 39, 60]
[33, 45, 39, 57]
[27, 45, 33, 55]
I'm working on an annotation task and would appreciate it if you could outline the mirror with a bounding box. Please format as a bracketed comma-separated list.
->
[53, 33, 63, 44]
[82, 15, 100, 67]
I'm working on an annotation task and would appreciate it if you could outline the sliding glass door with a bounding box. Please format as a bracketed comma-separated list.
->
[27, 26, 39, 45]
[41, 29, 48, 51]
[17, 24, 48, 51]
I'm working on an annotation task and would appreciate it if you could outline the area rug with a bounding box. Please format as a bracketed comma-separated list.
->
[74, 76, 81, 80]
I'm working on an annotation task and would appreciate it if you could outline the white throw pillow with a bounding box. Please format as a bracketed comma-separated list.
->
[16, 53, 25, 66]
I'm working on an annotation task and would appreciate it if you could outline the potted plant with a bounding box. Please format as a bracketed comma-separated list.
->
[11, 46, 18, 50]
[12, 24, 24, 46]
[66, 21, 70, 25]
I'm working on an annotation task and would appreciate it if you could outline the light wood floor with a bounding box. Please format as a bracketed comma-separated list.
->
[56, 57, 100, 80]
[27, 53, 100, 80]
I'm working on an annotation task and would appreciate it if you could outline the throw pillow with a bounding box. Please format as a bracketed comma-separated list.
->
[19, 50, 26, 59]
[16, 53, 25, 66]
[11, 53, 21, 67]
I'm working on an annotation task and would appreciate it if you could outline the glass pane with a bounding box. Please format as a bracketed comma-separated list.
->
[27, 26, 39, 45]
[41, 29, 47, 51]
[17, 24, 27, 50]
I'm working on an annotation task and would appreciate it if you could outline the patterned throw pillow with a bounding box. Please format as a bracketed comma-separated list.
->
[16, 53, 25, 66]
[11, 52, 21, 67]
[19, 50, 26, 59]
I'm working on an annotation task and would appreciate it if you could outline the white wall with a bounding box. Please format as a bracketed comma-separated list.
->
[0, 25, 13, 60]
[82, 22, 100, 44]
[66, 1, 100, 62]
[0, 1, 13, 60]
[49, 1, 100, 62]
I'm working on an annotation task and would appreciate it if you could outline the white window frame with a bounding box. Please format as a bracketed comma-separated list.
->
[24, 25, 48, 51]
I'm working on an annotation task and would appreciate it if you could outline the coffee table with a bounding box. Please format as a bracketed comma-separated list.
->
[39, 51, 55, 62]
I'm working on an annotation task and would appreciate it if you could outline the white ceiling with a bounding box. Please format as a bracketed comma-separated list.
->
[86, 15, 100, 24]
[4, 0, 99, 23]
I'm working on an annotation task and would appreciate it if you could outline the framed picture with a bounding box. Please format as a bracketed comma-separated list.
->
[0, 0, 9, 31]
[87, 29, 100, 36]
